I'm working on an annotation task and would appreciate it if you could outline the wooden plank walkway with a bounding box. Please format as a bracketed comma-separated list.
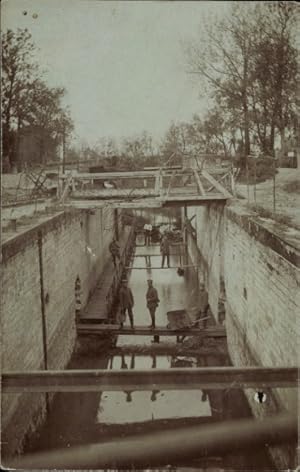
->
[77, 324, 226, 337]
[80, 229, 133, 323]
[108, 345, 227, 357]
[79, 259, 116, 322]
[125, 265, 199, 270]
[3, 367, 297, 393]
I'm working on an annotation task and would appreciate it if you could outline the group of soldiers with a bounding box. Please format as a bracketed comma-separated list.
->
[118, 277, 209, 331]
[118, 278, 159, 329]
[108, 236, 160, 328]
[109, 230, 171, 270]
[108, 223, 209, 330]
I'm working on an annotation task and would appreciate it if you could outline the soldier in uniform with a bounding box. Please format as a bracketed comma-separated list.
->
[146, 279, 160, 328]
[119, 279, 134, 328]
[198, 282, 209, 328]
[109, 237, 120, 267]
[160, 233, 170, 268]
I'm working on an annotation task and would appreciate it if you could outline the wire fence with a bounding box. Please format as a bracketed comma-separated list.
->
[237, 155, 279, 217]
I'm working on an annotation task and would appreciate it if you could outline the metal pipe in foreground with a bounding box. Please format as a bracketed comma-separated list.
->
[6, 415, 296, 469]
[2, 367, 297, 393]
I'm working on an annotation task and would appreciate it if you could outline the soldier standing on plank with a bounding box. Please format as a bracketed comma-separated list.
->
[144, 223, 152, 246]
[197, 282, 209, 328]
[146, 279, 160, 328]
[109, 237, 120, 267]
[160, 233, 170, 268]
[119, 279, 134, 328]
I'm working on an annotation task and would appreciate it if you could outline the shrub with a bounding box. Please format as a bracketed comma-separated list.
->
[237, 156, 277, 184]
[282, 180, 300, 194]
[250, 204, 292, 226]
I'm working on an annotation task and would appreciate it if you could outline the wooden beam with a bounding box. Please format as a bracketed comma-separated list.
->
[161, 196, 228, 208]
[193, 170, 206, 195]
[7, 415, 296, 469]
[71, 194, 227, 202]
[165, 170, 176, 198]
[124, 265, 200, 269]
[76, 324, 226, 337]
[132, 253, 183, 257]
[106, 345, 227, 357]
[207, 171, 230, 193]
[60, 173, 73, 202]
[154, 170, 161, 193]
[201, 170, 232, 198]
[163, 195, 227, 202]
[159, 171, 163, 197]
[63, 195, 228, 210]
[111, 201, 163, 209]
[62, 168, 187, 180]
[63, 200, 162, 210]
[2, 367, 297, 394]
[72, 189, 159, 199]
[144, 165, 182, 171]
[62, 171, 157, 180]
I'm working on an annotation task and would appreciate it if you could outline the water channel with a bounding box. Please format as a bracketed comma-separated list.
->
[24, 231, 274, 470]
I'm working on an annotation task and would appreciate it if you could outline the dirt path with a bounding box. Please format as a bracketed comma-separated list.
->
[237, 168, 300, 230]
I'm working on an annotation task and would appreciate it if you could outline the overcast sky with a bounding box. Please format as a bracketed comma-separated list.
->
[2, 0, 229, 146]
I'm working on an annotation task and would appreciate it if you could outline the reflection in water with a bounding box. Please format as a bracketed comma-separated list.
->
[151, 390, 160, 402]
[151, 354, 160, 401]
[97, 354, 212, 423]
[170, 357, 195, 368]
[97, 389, 211, 424]
[201, 391, 208, 402]
[121, 353, 135, 403]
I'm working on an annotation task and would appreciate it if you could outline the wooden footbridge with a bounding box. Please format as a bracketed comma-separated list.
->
[76, 323, 226, 337]
[59, 166, 234, 209]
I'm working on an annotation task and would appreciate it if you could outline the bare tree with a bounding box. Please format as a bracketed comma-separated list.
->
[250, 2, 298, 153]
[2, 29, 74, 169]
[185, 3, 257, 162]
[185, 2, 298, 161]
[2, 28, 39, 168]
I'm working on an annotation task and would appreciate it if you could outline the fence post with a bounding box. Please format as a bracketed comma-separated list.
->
[253, 158, 257, 208]
[246, 156, 250, 204]
[273, 158, 276, 215]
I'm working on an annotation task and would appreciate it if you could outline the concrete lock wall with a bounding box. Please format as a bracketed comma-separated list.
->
[186, 204, 225, 318]
[1, 207, 117, 456]
[187, 201, 299, 469]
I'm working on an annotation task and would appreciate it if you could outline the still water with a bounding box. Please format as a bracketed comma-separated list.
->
[25, 236, 274, 470]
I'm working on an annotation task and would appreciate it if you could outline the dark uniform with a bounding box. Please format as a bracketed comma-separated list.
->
[198, 285, 209, 328]
[160, 235, 170, 268]
[119, 284, 134, 328]
[109, 239, 120, 267]
[144, 223, 152, 246]
[146, 283, 160, 328]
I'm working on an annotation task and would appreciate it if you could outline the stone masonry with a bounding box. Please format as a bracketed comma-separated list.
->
[1, 206, 120, 456]
[186, 200, 299, 468]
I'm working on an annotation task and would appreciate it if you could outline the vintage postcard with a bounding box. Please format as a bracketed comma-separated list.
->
[1, 1, 299, 470]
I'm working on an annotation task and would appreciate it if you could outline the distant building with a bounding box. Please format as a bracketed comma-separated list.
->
[279, 136, 299, 168]
[18, 126, 59, 169]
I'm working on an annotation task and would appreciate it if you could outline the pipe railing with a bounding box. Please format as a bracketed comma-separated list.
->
[5, 414, 296, 470]
[2, 366, 297, 393]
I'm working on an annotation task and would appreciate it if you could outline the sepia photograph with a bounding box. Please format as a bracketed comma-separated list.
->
[1, 0, 299, 470]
